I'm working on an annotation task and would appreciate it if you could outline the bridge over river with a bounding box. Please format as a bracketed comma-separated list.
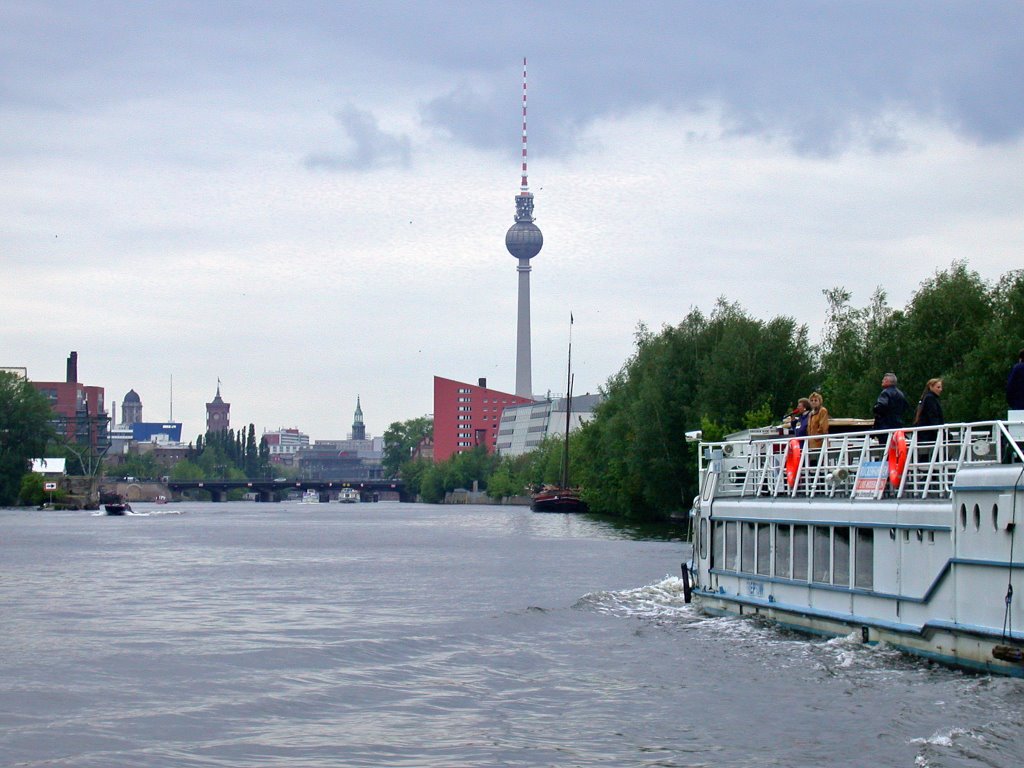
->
[166, 479, 406, 503]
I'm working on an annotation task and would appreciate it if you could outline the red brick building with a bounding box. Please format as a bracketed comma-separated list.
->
[29, 351, 109, 453]
[432, 376, 533, 463]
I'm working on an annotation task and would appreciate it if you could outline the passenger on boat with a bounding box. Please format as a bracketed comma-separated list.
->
[873, 372, 908, 430]
[913, 378, 945, 452]
[807, 392, 829, 451]
[1007, 348, 1024, 410]
[785, 398, 811, 436]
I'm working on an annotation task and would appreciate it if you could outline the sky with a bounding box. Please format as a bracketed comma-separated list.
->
[2, 1, 1022, 443]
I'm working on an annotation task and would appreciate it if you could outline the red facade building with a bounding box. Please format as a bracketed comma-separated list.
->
[432, 376, 533, 463]
[29, 351, 109, 452]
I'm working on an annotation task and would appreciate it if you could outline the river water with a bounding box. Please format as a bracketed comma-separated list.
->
[1, 501, 1021, 767]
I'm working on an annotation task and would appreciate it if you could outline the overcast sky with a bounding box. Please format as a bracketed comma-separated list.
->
[3, 1, 1021, 442]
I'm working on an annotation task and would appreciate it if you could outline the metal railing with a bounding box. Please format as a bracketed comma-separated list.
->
[701, 420, 1024, 500]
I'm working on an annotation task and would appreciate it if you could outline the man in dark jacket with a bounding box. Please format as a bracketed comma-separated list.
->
[1008, 349, 1024, 410]
[873, 372, 909, 429]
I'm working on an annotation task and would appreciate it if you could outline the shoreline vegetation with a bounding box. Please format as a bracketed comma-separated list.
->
[4, 263, 1022, 522]
[394, 263, 1023, 523]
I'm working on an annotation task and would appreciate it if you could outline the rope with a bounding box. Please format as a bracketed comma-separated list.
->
[1001, 462, 1024, 641]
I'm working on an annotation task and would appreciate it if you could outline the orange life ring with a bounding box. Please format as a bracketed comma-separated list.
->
[888, 430, 908, 487]
[785, 439, 801, 487]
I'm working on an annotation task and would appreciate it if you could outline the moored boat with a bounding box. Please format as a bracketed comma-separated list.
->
[299, 489, 320, 504]
[531, 484, 587, 513]
[531, 318, 588, 514]
[686, 417, 1024, 676]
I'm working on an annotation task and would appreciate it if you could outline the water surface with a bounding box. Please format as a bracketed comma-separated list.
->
[1, 502, 1021, 766]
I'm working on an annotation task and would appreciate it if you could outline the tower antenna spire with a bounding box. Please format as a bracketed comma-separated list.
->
[505, 56, 543, 399]
[520, 56, 529, 194]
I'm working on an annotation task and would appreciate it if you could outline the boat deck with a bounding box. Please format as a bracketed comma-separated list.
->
[701, 420, 1024, 502]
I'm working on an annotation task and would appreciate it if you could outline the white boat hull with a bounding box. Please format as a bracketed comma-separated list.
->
[689, 420, 1024, 677]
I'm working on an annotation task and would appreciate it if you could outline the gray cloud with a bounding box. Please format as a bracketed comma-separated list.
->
[304, 105, 411, 172]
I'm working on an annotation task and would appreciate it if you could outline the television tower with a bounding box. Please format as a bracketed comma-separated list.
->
[505, 57, 543, 399]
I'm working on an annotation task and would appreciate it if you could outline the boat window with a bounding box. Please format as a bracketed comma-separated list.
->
[992, 503, 999, 531]
[793, 525, 808, 581]
[927, 530, 935, 544]
[775, 524, 791, 579]
[713, 520, 724, 568]
[812, 526, 831, 583]
[889, 528, 896, 540]
[756, 524, 771, 576]
[960, 503, 967, 530]
[833, 527, 850, 586]
[973, 504, 981, 531]
[699, 518, 708, 560]
[725, 521, 738, 571]
[916, 529, 924, 542]
[742, 522, 756, 573]
[855, 528, 873, 589]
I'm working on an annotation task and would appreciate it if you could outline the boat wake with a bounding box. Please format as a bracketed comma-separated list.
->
[91, 509, 184, 517]
[574, 576, 701, 621]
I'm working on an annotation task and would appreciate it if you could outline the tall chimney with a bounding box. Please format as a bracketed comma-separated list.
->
[478, 378, 487, 388]
[66, 351, 78, 383]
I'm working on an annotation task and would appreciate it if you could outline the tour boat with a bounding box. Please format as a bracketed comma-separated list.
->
[336, 488, 360, 503]
[686, 418, 1024, 676]
[299, 489, 320, 504]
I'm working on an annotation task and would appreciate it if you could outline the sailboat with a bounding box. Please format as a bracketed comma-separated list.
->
[531, 317, 588, 514]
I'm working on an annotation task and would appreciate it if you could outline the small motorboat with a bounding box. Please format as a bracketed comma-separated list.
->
[104, 501, 132, 515]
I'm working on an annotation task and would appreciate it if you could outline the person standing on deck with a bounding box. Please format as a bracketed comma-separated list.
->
[873, 372, 909, 430]
[1007, 349, 1024, 410]
[807, 392, 830, 449]
[913, 378, 944, 446]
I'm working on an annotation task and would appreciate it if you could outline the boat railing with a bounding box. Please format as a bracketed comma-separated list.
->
[701, 419, 1024, 500]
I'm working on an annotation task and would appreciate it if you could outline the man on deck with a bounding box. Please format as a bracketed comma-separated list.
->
[873, 372, 909, 430]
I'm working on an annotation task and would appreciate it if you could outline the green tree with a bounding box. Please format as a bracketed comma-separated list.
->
[957, 269, 1024, 420]
[382, 416, 432, 477]
[0, 372, 57, 506]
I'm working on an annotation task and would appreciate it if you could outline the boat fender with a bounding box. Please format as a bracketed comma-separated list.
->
[785, 439, 801, 488]
[680, 563, 692, 604]
[887, 430, 909, 488]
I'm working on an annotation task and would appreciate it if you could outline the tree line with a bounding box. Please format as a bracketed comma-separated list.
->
[384, 263, 1023, 521]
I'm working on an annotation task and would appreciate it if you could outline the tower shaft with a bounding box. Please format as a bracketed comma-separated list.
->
[515, 259, 532, 397]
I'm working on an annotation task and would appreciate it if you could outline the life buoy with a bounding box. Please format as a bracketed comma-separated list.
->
[888, 430, 908, 487]
[785, 439, 801, 487]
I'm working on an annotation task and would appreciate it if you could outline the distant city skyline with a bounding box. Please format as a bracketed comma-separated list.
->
[3, 3, 1022, 441]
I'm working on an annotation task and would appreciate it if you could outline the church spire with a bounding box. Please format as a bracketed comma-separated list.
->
[352, 396, 366, 440]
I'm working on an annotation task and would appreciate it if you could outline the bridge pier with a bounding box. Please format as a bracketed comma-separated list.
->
[210, 489, 227, 503]
[258, 489, 274, 503]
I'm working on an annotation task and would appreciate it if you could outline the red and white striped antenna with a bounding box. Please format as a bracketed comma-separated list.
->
[520, 57, 530, 194]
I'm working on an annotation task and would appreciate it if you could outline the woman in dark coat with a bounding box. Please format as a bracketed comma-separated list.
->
[914, 378, 944, 448]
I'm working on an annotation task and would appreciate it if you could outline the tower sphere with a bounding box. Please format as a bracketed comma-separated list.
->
[506, 220, 543, 260]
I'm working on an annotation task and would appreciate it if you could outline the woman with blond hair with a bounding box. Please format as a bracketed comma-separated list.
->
[807, 392, 829, 455]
